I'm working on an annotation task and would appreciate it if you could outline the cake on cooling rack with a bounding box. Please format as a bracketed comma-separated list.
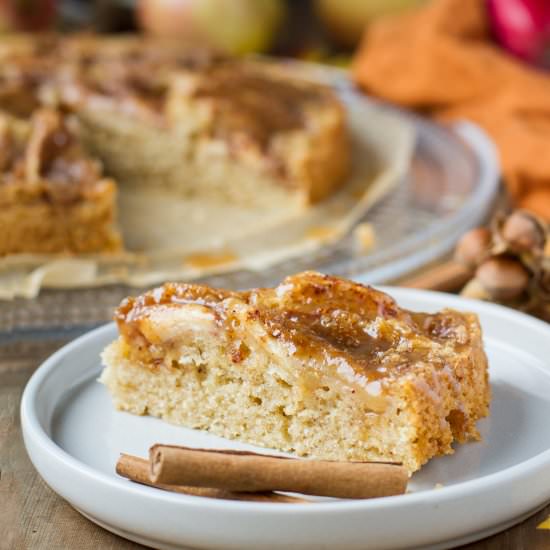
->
[100, 271, 490, 472]
[0, 108, 120, 255]
[0, 35, 350, 228]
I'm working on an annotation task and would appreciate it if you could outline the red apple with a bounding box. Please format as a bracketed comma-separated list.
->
[0, 0, 57, 32]
[136, 0, 195, 38]
[488, 0, 550, 68]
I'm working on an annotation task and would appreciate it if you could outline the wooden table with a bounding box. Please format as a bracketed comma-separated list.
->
[2, 339, 550, 550]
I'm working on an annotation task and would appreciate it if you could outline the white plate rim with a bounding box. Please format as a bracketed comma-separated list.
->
[20, 287, 550, 520]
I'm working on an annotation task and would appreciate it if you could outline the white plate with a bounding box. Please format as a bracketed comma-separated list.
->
[21, 288, 550, 550]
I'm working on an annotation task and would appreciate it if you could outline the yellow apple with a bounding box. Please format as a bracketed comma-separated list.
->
[137, 0, 285, 55]
[315, 0, 427, 47]
[196, 0, 285, 55]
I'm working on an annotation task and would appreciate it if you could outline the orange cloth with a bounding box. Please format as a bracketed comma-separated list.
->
[353, 0, 550, 220]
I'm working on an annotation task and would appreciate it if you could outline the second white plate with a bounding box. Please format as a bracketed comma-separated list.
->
[21, 288, 550, 550]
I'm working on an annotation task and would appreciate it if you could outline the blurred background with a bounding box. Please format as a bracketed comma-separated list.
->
[4, 0, 550, 227]
[4, 0, 550, 323]
[0, 0, 427, 59]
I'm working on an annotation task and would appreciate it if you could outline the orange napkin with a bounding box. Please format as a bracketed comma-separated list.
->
[353, 0, 550, 220]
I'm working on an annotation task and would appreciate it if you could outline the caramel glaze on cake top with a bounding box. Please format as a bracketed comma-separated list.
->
[53, 38, 227, 123]
[0, 34, 333, 140]
[0, 108, 112, 205]
[116, 271, 479, 389]
[189, 62, 337, 149]
[0, 35, 226, 121]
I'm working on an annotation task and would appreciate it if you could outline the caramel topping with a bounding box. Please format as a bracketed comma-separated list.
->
[183, 250, 238, 270]
[0, 109, 105, 203]
[54, 40, 226, 118]
[0, 34, 225, 121]
[116, 281, 239, 324]
[0, 80, 42, 118]
[116, 272, 475, 385]
[0, 37, 60, 117]
[192, 63, 330, 150]
[247, 273, 413, 380]
[0, 117, 16, 173]
[305, 225, 340, 242]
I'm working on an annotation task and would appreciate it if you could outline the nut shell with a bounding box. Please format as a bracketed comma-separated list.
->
[475, 257, 529, 301]
[454, 227, 492, 267]
[501, 210, 546, 252]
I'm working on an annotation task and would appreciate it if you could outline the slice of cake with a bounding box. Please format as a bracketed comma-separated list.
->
[0, 108, 121, 255]
[100, 272, 490, 472]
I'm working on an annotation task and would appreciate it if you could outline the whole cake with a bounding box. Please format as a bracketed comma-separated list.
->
[0, 35, 350, 255]
[101, 272, 490, 472]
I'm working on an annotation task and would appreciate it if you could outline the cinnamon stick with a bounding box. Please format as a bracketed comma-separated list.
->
[149, 445, 408, 499]
[401, 260, 471, 292]
[116, 453, 307, 503]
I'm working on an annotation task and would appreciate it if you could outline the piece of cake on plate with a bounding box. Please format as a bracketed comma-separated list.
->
[100, 271, 490, 472]
[0, 108, 121, 255]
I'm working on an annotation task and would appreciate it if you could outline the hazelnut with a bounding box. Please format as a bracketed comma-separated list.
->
[454, 227, 492, 267]
[501, 210, 546, 252]
[475, 257, 530, 300]
[461, 279, 490, 300]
